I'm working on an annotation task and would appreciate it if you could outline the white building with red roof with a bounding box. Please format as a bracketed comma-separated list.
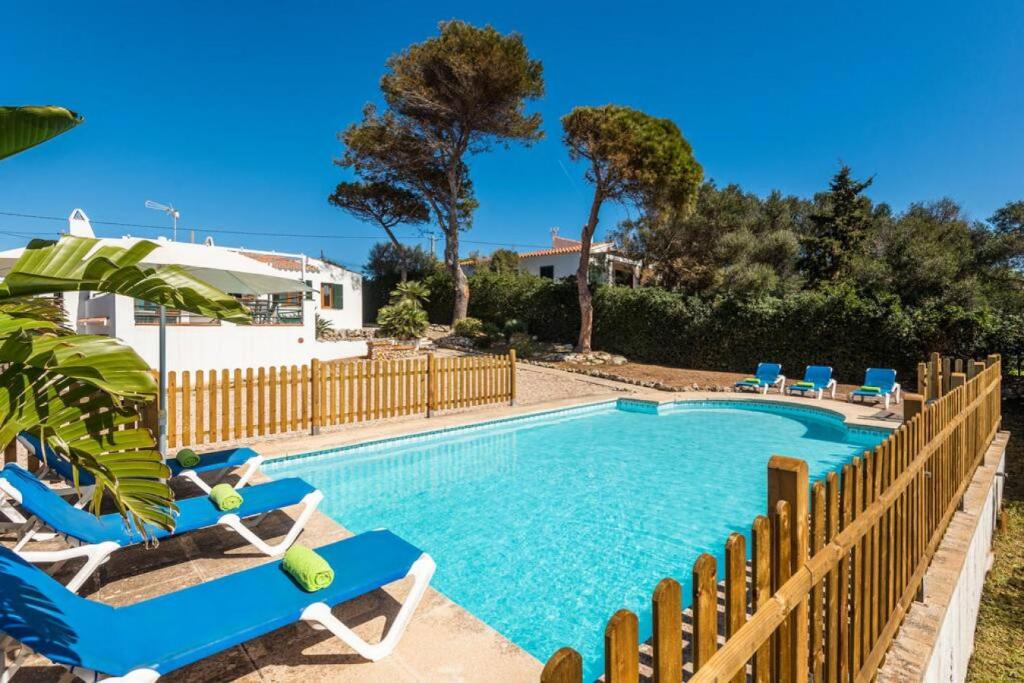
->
[464, 229, 640, 286]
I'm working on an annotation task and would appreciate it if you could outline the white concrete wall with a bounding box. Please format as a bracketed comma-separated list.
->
[306, 264, 363, 331]
[923, 450, 1006, 683]
[519, 252, 581, 279]
[74, 283, 366, 371]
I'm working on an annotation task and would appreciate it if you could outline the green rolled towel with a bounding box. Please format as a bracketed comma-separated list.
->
[795, 381, 815, 388]
[209, 483, 243, 511]
[860, 385, 882, 394]
[742, 377, 760, 384]
[176, 448, 200, 468]
[282, 544, 334, 591]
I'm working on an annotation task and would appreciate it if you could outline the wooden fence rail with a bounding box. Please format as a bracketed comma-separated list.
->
[541, 354, 1002, 683]
[160, 351, 516, 449]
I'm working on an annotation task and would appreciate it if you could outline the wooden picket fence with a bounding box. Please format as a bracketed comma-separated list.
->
[541, 353, 1003, 683]
[161, 351, 516, 449]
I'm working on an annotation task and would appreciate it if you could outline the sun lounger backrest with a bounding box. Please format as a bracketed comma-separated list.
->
[0, 464, 111, 544]
[756, 363, 782, 382]
[804, 365, 833, 387]
[863, 368, 897, 392]
[17, 432, 96, 487]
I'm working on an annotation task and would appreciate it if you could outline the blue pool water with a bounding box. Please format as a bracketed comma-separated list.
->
[265, 400, 887, 678]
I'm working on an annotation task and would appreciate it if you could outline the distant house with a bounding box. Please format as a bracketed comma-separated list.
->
[462, 229, 640, 286]
[0, 209, 366, 370]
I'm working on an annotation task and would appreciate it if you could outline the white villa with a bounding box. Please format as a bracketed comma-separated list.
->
[462, 229, 641, 286]
[1, 209, 366, 370]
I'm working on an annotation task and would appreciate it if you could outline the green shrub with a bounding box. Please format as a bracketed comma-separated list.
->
[422, 268, 1013, 382]
[453, 317, 484, 337]
[479, 321, 504, 347]
[503, 318, 527, 339]
[376, 300, 428, 339]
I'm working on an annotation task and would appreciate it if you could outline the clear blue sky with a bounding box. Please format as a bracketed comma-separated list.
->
[3, 1, 1022, 271]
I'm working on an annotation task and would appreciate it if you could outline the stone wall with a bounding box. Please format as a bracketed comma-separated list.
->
[365, 339, 423, 361]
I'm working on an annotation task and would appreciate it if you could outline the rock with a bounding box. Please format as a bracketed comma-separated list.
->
[609, 355, 628, 366]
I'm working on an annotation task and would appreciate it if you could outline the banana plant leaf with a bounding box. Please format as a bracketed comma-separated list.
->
[0, 106, 83, 161]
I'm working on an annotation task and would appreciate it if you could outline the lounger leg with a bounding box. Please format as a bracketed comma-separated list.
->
[232, 456, 265, 489]
[17, 541, 121, 594]
[301, 554, 437, 661]
[175, 469, 212, 494]
[216, 491, 323, 556]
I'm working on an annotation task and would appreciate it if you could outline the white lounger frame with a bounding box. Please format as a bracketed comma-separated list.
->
[15, 434, 264, 496]
[0, 554, 436, 683]
[172, 453, 265, 494]
[737, 375, 786, 395]
[0, 477, 322, 593]
[850, 383, 902, 409]
[787, 378, 837, 400]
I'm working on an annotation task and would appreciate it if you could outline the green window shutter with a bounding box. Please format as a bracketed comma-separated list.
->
[330, 283, 344, 309]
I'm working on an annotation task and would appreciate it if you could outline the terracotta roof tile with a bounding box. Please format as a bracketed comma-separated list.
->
[240, 251, 319, 273]
[516, 242, 611, 259]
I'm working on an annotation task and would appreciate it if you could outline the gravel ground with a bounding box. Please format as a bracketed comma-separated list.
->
[513, 362, 635, 405]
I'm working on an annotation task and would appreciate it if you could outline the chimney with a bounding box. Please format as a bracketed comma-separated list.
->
[67, 208, 95, 238]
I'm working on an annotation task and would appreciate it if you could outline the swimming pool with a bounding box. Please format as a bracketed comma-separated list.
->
[265, 399, 888, 678]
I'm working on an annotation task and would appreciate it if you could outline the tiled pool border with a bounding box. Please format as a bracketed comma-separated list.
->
[265, 396, 894, 471]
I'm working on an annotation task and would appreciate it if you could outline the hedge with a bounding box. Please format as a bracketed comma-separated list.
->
[377, 270, 1015, 383]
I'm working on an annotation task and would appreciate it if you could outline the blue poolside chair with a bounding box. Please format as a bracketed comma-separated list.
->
[849, 368, 901, 409]
[0, 464, 322, 592]
[786, 365, 837, 400]
[734, 362, 786, 395]
[18, 431, 265, 495]
[0, 529, 435, 681]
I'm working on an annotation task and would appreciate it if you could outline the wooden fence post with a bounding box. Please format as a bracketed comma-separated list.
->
[930, 352, 942, 400]
[426, 353, 437, 417]
[541, 648, 582, 683]
[903, 393, 925, 423]
[4, 440, 17, 466]
[605, 609, 639, 682]
[916, 362, 928, 397]
[508, 348, 517, 406]
[768, 455, 809, 683]
[310, 359, 320, 435]
[652, 578, 682, 683]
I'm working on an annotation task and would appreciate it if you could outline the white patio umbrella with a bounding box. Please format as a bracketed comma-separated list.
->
[0, 236, 315, 455]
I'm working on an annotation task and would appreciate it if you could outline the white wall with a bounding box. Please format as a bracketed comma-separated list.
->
[922, 448, 1006, 683]
[76, 288, 366, 371]
[519, 252, 582, 280]
[306, 263, 363, 331]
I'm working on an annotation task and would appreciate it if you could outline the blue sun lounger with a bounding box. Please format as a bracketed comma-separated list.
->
[0, 463, 322, 592]
[18, 431, 265, 495]
[0, 529, 435, 682]
[734, 362, 786, 395]
[849, 368, 901, 409]
[786, 365, 837, 400]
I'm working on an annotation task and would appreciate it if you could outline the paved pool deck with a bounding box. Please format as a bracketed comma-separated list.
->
[3, 368, 904, 682]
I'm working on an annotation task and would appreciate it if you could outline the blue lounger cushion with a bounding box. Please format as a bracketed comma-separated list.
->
[165, 447, 259, 476]
[18, 433, 260, 487]
[0, 463, 315, 546]
[0, 529, 423, 677]
[17, 432, 96, 487]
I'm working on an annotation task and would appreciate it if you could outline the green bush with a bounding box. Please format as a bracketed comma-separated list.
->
[422, 268, 1013, 382]
[479, 321, 504, 347]
[503, 318, 527, 339]
[453, 317, 484, 337]
[376, 300, 428, 339]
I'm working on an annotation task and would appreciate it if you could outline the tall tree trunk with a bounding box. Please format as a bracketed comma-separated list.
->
[576, 187, 604, 353]
[445, 168, 469, 323]
[381, 225, 408, 282]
